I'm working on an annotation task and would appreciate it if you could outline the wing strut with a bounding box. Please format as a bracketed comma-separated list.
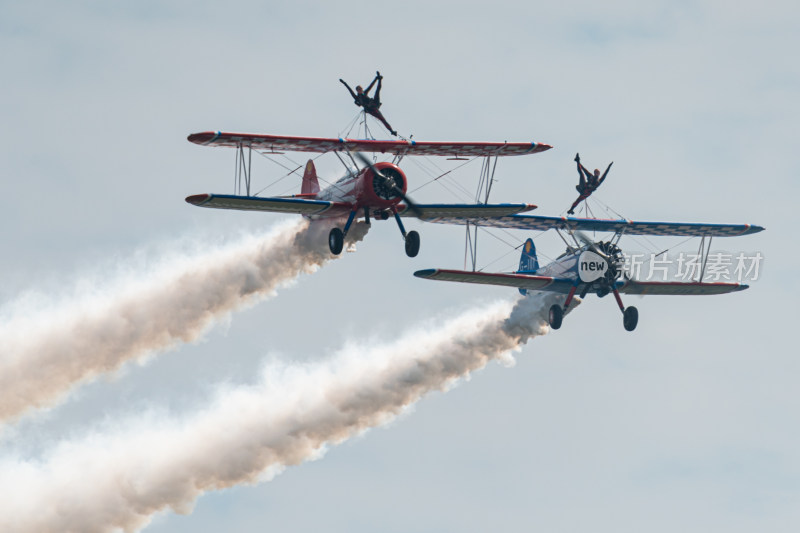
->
[234, 143, 252, 196]
[698, 236, 713, 282]
[464, 155, 500, 271]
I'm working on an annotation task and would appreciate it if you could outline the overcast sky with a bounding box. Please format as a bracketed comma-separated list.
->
[0, 1, 796, 532]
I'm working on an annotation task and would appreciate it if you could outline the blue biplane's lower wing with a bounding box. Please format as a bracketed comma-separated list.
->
[414, 269, 750, 296]
[413, 269, 575, 293]
[425, 214, 764, 237]
[618, 280, 749, 295]
[185, 194, 349, 216]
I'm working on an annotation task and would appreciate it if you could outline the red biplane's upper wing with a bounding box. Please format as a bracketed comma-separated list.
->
[439, 214, 765, 237]
[188, 131, 552, 157]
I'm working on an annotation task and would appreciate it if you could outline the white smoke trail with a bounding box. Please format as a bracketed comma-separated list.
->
[0, 218, 369, 423]
[0, 292, 577, 533]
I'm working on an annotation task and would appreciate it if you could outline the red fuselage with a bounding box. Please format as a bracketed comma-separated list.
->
[315, 162, 407, 216]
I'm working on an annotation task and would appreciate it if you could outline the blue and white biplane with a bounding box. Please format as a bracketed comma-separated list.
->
[415, 214, 764, 331]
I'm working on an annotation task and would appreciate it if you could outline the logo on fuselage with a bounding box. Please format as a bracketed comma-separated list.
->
[578, 251, 607, 282]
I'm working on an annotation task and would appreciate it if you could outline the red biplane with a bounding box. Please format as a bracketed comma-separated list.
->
[186, 132, 551, 257]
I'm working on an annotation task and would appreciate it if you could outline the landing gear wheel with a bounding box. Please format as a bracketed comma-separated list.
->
[404, 230, 420, 257]
[623, 306, 639, 331]
[328, 228, 344, 255]
[548, 304, 564, 330]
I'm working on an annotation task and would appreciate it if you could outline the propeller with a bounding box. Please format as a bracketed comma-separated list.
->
[353, 152, 423, 217]
[574, 230, 609, 260]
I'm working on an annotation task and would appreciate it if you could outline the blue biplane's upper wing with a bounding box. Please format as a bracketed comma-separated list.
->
[185, 194, 350, 215]
[413, 269, 575, 294]
[428, 214, 764, 237]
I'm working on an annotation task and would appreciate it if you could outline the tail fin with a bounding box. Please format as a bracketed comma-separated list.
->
[517, 238, 539, 296]
[301, 159, 320, 195]
[518, 238, 539, 273]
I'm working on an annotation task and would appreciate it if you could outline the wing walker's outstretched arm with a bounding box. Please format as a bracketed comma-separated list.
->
[598, 161, 613, 186]
[339, 79, 358, 104]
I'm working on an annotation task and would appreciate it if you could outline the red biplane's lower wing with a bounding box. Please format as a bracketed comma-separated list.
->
[188, 132, 552, 158]
[454, 214, 765, 237]
[185, 196, 536, 220]
[618, 280, 748, 295]
[185, 194, 351, 216]
[398, 203, 537, 221]
[413, 269, 575, 293]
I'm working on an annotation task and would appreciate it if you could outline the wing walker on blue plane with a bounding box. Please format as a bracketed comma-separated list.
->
[185, 71, 764, 332]
[415, 215, 764, 332]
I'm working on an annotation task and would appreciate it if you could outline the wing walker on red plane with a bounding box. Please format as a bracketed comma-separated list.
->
[186, 131, 551, 257]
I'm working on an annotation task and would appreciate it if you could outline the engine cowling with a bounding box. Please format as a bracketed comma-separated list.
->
[578, 241, 625, 287]
[359, 162, 407, 207]
[596, 241, 625, 284]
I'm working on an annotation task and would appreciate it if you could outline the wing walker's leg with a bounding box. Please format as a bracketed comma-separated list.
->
[342, 209, 358, 238]
[563, 285, 578, 310]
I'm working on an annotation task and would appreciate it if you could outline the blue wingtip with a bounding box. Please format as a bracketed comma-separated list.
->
[414, 269, 437, 278]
